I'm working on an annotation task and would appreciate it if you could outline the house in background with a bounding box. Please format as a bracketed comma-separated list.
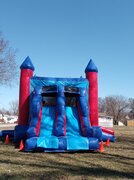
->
[99, 113, 126, 127]
[99, 113, 113, 127]
[127, 119, 134, 127]
[0, 114, 18, 124]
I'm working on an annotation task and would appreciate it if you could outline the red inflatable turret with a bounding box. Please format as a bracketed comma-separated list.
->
[18, 56, 35, 125]
[85, 59, 98, 126]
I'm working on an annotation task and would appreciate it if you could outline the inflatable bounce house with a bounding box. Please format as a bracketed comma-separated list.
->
[0, 57, 115, 152]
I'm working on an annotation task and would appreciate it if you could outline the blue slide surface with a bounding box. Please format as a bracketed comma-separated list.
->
[37, 106, 99, 150]
[39, 106, 56, 137]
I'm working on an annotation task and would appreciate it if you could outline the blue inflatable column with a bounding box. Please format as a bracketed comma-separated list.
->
[54, 85, 66, 136]
[27, 86, 43, 138]
[78, 88, 91, 137]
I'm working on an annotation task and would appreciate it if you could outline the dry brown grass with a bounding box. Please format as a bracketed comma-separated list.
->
[0, 126, 134, 180]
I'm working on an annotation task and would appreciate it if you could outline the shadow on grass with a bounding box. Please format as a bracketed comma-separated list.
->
[0, 164, 134, 180]
[0, 156, 134, 179]
[110, 145, 134, 151]
[104, 152, 134, 161]
[116, 136, 134, 144]
[64, 151, 134, 165]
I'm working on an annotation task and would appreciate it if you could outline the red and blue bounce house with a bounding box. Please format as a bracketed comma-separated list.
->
[1, 57, 115, 152]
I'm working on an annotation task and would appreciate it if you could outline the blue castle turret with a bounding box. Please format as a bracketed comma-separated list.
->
[85, 59, 98, 73]
[20, 56, 35, 70]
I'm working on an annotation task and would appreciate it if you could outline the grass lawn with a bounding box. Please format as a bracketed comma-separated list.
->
[0, 126, 134, 180]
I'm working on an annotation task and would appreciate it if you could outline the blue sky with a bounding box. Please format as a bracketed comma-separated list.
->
[0, 0, 134, 109]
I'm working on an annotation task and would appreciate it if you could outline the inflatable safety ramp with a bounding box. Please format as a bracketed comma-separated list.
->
[25, 77, 102, 152]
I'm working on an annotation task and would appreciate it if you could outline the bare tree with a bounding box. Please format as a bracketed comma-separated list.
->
[9, 100, 18, 115]
[128, 98, 134, 119]
[0, 32, 18, 86]
[98, 97, 105, 113]
[0, 107, 11, 115]
[105, 95, 129, 125]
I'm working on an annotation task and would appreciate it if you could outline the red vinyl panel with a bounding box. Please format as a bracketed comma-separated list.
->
[18, 69, 33, 125]
[86, 72, 98, 126]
